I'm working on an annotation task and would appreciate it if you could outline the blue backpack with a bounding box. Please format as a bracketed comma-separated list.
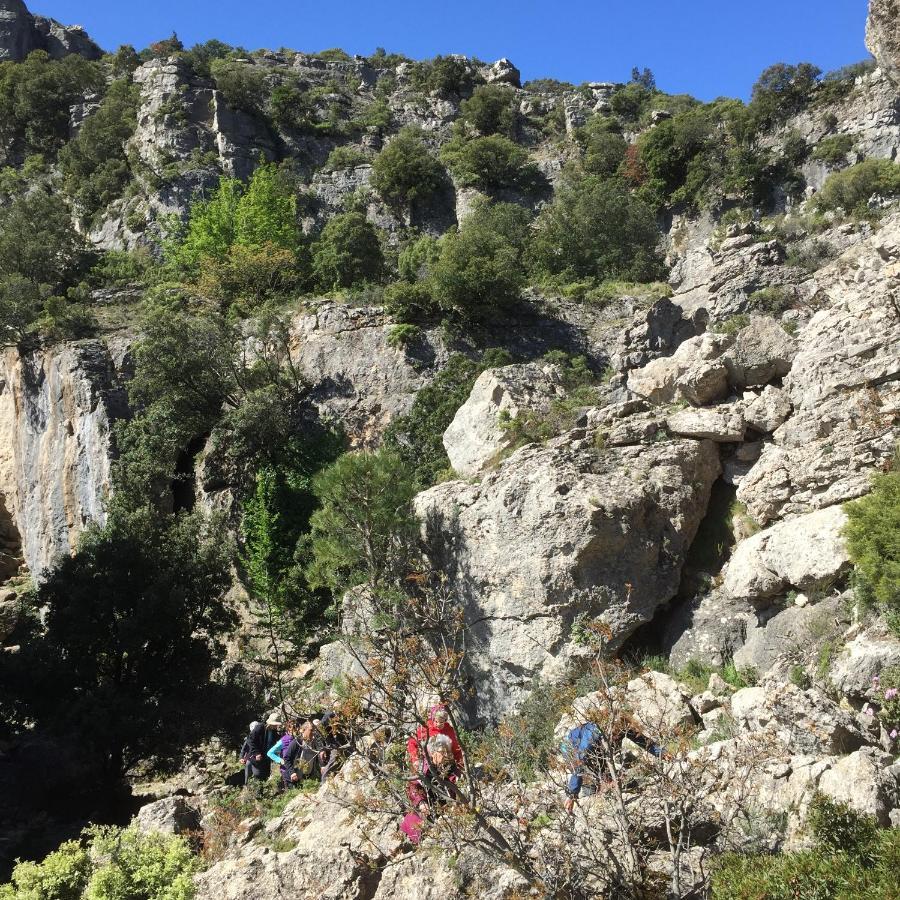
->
[562, 723, 602, 767]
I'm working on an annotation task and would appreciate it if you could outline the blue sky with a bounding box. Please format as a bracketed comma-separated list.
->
[36, 0, 871, 101]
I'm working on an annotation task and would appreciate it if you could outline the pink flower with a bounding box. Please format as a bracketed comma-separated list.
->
[891, 730, 898, 740]
[885, 688, 898, 701]
[873, 675, 880, 687]
[865, 707, 875, 716]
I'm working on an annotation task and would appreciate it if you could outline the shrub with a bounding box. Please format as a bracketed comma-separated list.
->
[610, 81, 654, 124]
[0, 839, 90, 899]
[384, 349, 512, 487]
[210, 57, 268, 115]
[575, 117, 627, 178]
[371, 127, 445, 210]
[383, 281, 435, 321]
[815, 159, 900, 214]
[419, 55, 478, 97]
[812, 133, 855, 165]
[325, 145, 371, 170]
[441, 134, 541, 193]
[528, 175, 665, 285]
[196, 241, 300, 309]
[749, 62, 822, 128]
[181, 39, 234, 78]
[845, 466, 900, 627]
[429, 200, 532, 318]
[387, 323, 421, 349]
[59, 79, 140, 222]
[0, 51, 103, 160]
[747, 285, 794, 315]
[459, 83, 518, 137]
[312, 211, 384, 290]
[397, 234, 440, 283]
[784, 239, 836, 273]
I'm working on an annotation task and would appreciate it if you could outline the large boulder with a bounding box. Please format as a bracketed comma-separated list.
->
[736, 217, 900, 527]
[721, 505, 850, 605]
[722, 317, 796, 389]
[416, 432, 720, 718]
[443, 362, 566, 476]
[818, 749, 900, 826]
[830, 627, 900, 699]
[867, 0, 900, 79]
[666, 402, 746, 442]
[134, 797, 200, 836]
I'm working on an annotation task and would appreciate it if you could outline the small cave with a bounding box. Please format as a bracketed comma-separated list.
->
[170, 435, 208, 514]
[0, 492, 23, 583]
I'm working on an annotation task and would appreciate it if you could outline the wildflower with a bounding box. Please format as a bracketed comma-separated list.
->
[891, 729, 898, 740]
[885, 687, 898, 701]
[872, 675, 880, 687]
[865, 707, 874, 717]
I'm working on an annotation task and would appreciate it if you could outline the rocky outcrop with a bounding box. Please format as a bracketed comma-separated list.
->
[735, 216, 900, 527]
[0, 340, 130, 578]
[288, 302, 447, 446]
[415, 431, 720, 717]
[0, 0, 101, 62]
[867, 0, 900, 79]
[135, 797, 200, 836]
[442, 362, 566, 475]
[830, 626, 900, 699]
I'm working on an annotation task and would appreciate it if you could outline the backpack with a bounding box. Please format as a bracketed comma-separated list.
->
[561, 723, 602, 768]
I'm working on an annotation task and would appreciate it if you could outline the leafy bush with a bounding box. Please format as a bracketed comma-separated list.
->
[371, 127, 445, 210]
[575, 117, 627, 179]
[325, 145, 371, 170]
[610, 81, 654, 124]
[417, 55, 478, 97]
[210, 57, 268, 115]
[459, 83, 518, 137]
[60, 79, 140, 222]
[749, 62, 822, 128]
[312, 211, 384, 290]
[812, 134, 855, 165]
[440, 134, 541, 193]
[845, 465, 900, 628]
[0, 51, 103, 160]
[712, 796, 898, 900]
[747, 285, 794, 316]
[429, 199, 532, 318]
[529, 175, 664, 285]
[181, 39, 235, 78]
[384, 349, 512, 487]
[196, 241, 300, 309]
[387, 323, 421, 349]
[1, 825, 199, 900]
[397, 234, 440, 283]
[815, 159, 900, 214]
[383, 281, 434, 321]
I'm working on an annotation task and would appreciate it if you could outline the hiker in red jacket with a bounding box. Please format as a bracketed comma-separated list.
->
[407, 703, 464, 770]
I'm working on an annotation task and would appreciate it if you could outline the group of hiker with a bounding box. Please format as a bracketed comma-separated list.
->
[239, 699, 667, 845]
[239, 705, 348, 788]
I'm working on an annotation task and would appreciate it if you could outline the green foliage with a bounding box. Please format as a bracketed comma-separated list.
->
[312, 211, 384, 290]
[458, 83, 518, 137]
[383, 281, 435, 322]
[307, 449, 418, 593]
[0, 51, 103, 161]
[371, 127, 445, 210]
[3, 825, 199, 900]
[1, 839, 90, 900]
[429, 200, 532, 318]
[317, 48, 352, 62]
[0, 275, 44, 347]
[529, 175, 664, 284]
[325, 145, 372, 170]
[416, 55, 478, 98]
[845, 466, 900, 624]
[387, 323, 422, 349]
[181, 39, 235, 78]
[722, 661, 757, 689]
[167, 177, 242, 272]
[384, 349, 512, 487]
[397, 234, 440, 283]
[815, 159, 900, 215]
[575, 117, 627, 179]
[713, 796, 898, 900]
[234, 163, 299, 250]
[210, 57, 268, 115]
[747, 285, 795, 316]
[749, 62, 822, 128]
[440, 134, 541, 193]
[812, 134, 854, 165]
[196, 242, 301, 310]
[610, 81, 654, 124]
[11, 508, 235, 777]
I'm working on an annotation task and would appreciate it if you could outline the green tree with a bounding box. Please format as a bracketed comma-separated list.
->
[384, 349, 512, 486]
[0, 275, 44, 347]
[15, 509, 236, 778]
[459, 83, 518, 137]
[312, 211, 384, 290]
[234, 162, 298, 249]
[575, 117, 627, 179]
[440, 134, 541, 192]
[210, 58, 268, 114]
[371, 127, 445, 211]
[845, 466, 900, 629]
[429, 200, 531, 318]
[167, 177, 243, 273]
[749, 62, 822, 128]
[307, 450, 418, 594]
[528, 175, 664, 284]
[59, 79, 141, 222]
[816, 159, 900, 215]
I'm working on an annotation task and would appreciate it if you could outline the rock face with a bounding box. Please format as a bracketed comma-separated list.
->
[0, 0, 101, 62]
[867, 0, 900, 78]
[135, 797, 200, 836]
[0, 341, 130, 578]
[443, 362, 566, 476]
[416, 432, 720, 718]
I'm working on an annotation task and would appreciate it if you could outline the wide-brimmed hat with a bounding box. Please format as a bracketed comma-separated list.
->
[265, 713, 283, 727]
